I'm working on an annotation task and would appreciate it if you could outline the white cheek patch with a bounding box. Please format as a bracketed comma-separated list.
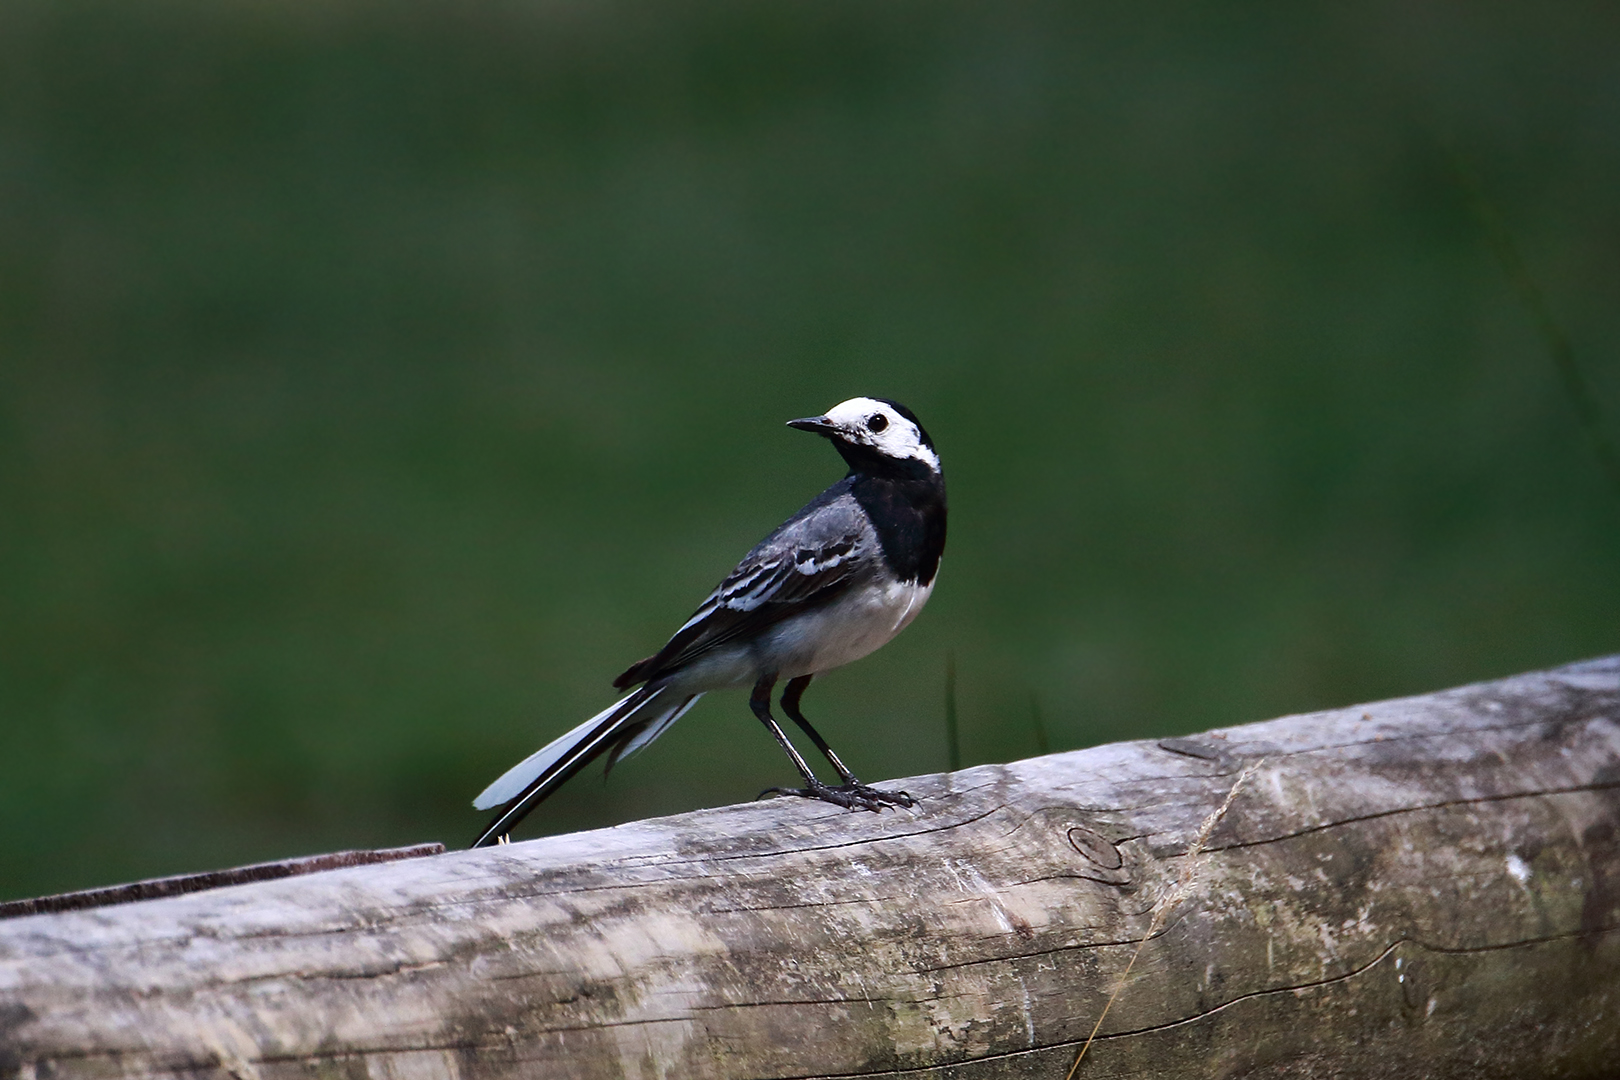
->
[820, 397, 940, 470]
[870, 422, 940, 470]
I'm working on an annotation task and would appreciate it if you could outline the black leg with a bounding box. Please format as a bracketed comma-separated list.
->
[751, 673, 886, 812]
[749, 674, 821, 786]
[780, 675, 858, 783]
[773, 675, 916, 810]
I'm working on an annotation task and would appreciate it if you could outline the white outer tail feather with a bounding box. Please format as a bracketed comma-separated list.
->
[606, 693, 703, 770]
[473, 688, 705, 811]
[472, 695, 629, 810]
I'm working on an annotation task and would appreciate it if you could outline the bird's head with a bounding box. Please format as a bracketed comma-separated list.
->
[787, 397, 940, 475]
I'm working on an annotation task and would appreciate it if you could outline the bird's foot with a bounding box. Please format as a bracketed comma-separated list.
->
[759, 779, 916, 812]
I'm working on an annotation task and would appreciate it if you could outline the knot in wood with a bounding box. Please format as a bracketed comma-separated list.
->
[1067, 825, 1124, 869]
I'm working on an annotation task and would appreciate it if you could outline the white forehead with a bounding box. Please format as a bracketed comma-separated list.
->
[823, 397, 894, 426]
[821, 397, 940, 470]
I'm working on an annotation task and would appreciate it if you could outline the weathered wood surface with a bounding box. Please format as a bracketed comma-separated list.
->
[0, 845, 446, 921]
[2, 658, 1618, 1079]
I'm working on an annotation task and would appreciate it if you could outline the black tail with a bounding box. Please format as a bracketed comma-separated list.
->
[470, 686, 700, 847]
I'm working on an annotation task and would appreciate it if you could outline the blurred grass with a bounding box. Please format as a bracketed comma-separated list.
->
[1, 0, 1617, 900]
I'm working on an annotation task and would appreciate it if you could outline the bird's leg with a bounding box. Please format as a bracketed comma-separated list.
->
[779, 675, 857, 782]
[748, 673, 821, 782]
[777, 675, 915, 810]
[751, 674, 884, 812]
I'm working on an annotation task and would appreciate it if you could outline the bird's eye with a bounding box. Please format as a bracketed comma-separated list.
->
[867, 414, 889, 433]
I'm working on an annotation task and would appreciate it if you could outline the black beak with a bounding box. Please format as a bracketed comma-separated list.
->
[786, 415, 837, 435]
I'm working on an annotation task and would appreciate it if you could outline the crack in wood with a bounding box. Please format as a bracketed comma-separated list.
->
[1204, 778, 1620, 853]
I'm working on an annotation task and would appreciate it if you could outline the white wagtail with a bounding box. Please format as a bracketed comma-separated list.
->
[471, 396, 947, 847]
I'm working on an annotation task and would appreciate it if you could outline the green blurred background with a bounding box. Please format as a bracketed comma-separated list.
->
[2, 0, 1617, 901]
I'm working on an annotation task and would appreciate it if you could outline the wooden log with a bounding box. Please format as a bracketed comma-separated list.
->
[1, 657, 1618, 1079]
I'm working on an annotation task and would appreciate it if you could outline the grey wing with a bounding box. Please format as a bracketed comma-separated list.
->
[613, 492, 876, 688]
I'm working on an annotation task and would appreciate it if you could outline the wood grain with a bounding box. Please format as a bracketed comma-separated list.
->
[2, 657, 1617, 1079]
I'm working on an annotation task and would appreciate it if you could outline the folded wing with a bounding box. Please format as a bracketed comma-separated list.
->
[615, 489, 874, 689]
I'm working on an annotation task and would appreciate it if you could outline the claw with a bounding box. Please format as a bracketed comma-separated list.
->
[853, 784, 916, 809]
[759, 779, 916, 812]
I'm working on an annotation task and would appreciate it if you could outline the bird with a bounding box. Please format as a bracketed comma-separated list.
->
[470, 396, 947, 848]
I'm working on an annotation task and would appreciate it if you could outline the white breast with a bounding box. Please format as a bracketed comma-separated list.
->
[656, 571, 940, 693]
[769, 574, 937, 678]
